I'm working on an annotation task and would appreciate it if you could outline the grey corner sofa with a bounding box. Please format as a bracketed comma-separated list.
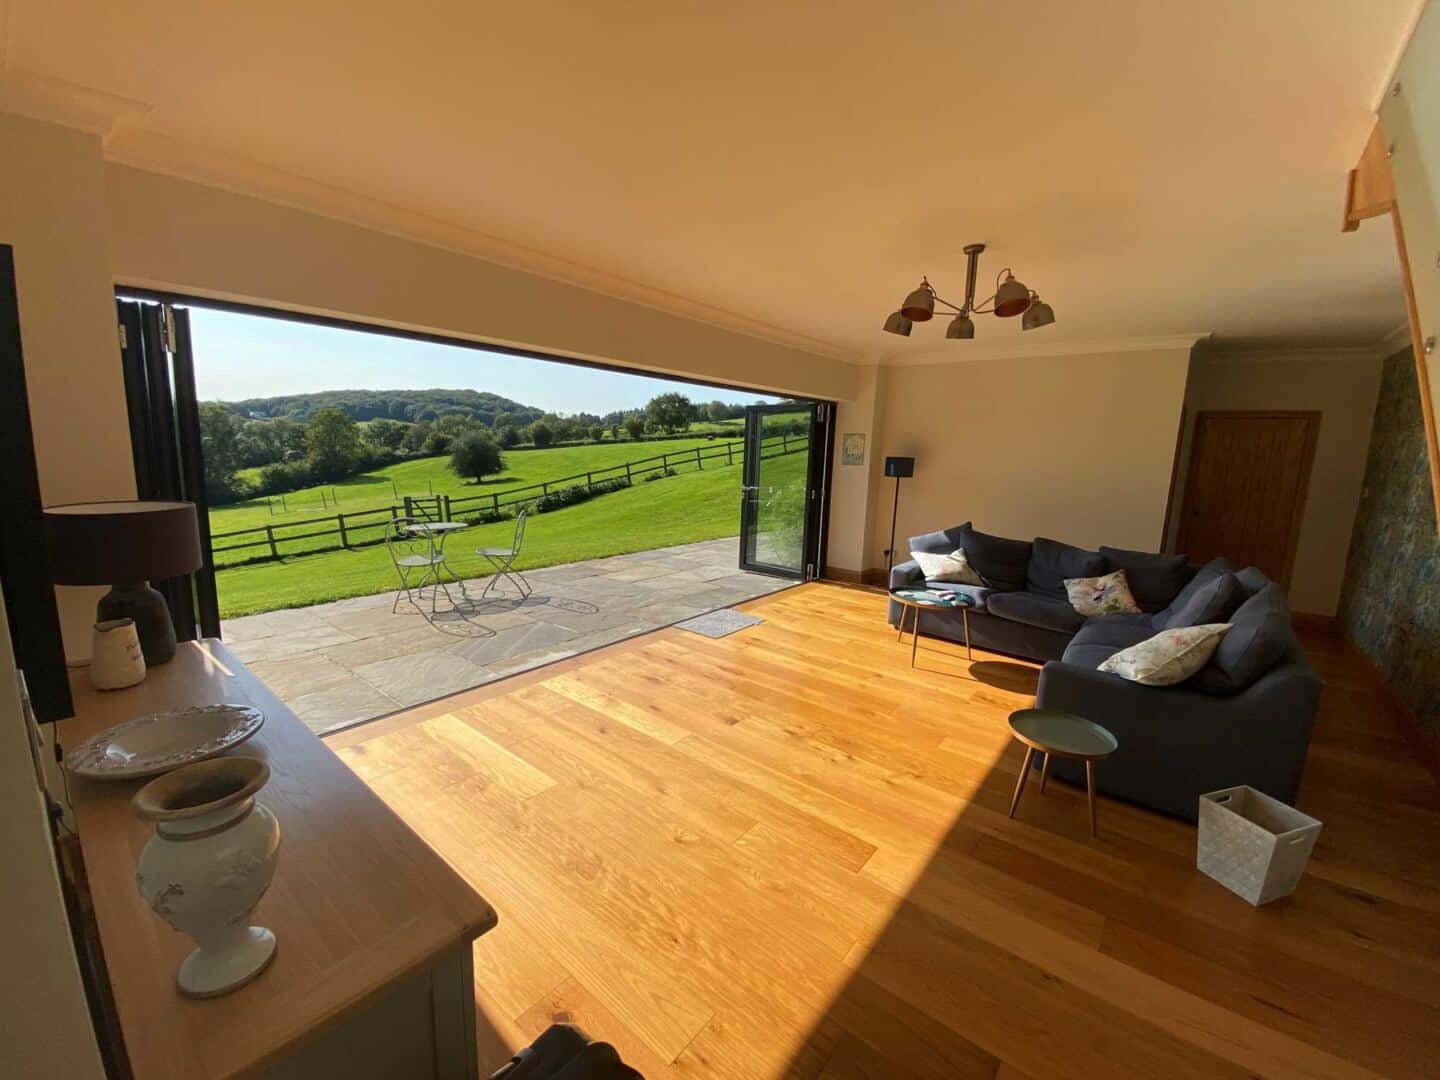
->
[889, 523, 1321, 821]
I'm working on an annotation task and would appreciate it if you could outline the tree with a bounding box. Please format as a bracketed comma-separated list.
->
[645, 393, 694, 433]
[610, 424, 622, 440]
[706, 400, 731, 423]
[449, 432, 505, 483]
[401, 420, 432, 453]
[364, 418, 408, 449]
[623, 415, 647, 440]
[496, 424, 520, 448]
[529, 420, 555, 448]
[199, 403, 245, 502]
[588, 425, 605, 442]
[305, 407, 362, 480]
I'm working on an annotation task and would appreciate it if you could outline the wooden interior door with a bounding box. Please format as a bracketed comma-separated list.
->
[1175, 410, 1320, 587]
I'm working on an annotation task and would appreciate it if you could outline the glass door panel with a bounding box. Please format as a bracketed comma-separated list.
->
[740, 403, 818, 578]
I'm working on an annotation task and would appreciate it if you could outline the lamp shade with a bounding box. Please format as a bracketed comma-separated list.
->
[993, 273, 1032, 318]
[45, 501, 202, 584]
[946, 314, 975, 340]
[899, 284, 935, 322]
[884, 456, 915, 479]
[1022, 296, 1055, 330]
[882, 310, 913, 336]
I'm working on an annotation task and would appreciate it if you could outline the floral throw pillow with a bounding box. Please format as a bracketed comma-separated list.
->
[910, 548, 983, 585]
[1098, 624, 1231, 686]
[1064, 569, 1141, 615]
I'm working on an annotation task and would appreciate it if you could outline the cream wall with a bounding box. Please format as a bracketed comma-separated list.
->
[867, 347, 1193, 571]
[1165, 349, 1383, 616]
[103, 165, 861, 404]
[0, 114, 137, 657]
[825, 363, 888, 578]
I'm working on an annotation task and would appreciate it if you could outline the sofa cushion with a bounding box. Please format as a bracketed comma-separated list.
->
[1190, 584, 1294, 696]
[1162, 571, 1240, 630]
[1099, 546, 1195, 609]
[1070, 613, 1156, 650]
[1026, 537, 1107, 599]
[1099, 624, 1231, 686]
[1153, 557, 1232, 625]
[1064, 570, 1142, 616]
[986, 591, 1085, 635]
[955, 524, 1033, 592]
[911, 548, 983, 585]
[1234, 566, 1272, 600]
[1060, 640, 1125, 670]
[907, 523, 971, 556]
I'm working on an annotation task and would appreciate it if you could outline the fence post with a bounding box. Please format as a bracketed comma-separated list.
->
[782, 433, 789, 454]
[338, 513, 349, 548]
[443, 494, 452, 520]
[625, 462, 632, 483]
[265, 524, 278, 560]
[404, 495, 413, 519]
[727, 442, 734, 466]
[542, 482, 550, 496]
[586, 471, 594, 491]
[696, 447, 703, 471]
[493, 493, 500, 514]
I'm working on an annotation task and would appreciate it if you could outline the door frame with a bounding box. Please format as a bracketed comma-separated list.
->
[1176, 409, 1320, 589]
[739, 402, 833, 580]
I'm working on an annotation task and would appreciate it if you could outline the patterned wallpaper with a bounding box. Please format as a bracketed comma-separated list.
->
[1339, 348, 1440, 733]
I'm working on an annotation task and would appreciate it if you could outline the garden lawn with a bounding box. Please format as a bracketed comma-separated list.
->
[215, 462, 749, 617]
[217, 433, 746, 535]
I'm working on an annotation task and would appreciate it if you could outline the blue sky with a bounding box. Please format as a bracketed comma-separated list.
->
[184, 306, 778, 414]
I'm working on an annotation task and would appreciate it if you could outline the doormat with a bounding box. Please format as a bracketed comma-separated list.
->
[676, 609, 764, 638]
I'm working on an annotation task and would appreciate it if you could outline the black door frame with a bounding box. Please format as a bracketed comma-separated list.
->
[739, 402, 834, 580]
[115, 286, 838, 593]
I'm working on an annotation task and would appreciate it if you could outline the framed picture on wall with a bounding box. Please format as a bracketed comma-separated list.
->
[842, 433, 866, 465]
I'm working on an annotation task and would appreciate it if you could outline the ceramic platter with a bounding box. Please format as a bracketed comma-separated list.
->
[64, 704, 265, 781]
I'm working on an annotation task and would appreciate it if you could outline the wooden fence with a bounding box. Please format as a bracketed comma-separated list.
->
[210, 432, 808, 568]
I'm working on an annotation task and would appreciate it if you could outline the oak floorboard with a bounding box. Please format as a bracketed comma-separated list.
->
[332, 582, 1439, 1077]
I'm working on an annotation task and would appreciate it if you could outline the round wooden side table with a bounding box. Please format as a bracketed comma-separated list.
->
[890, 588, 976, 665]
[1006, 708, 1119, 838]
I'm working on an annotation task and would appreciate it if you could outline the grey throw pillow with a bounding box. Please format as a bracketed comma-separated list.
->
[1162, 571, 1240, 629]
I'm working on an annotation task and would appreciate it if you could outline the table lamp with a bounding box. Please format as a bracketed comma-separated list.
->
[44, 500, 202, 666]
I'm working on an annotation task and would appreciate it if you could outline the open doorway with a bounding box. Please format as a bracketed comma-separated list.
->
[115, 293, 832, 733]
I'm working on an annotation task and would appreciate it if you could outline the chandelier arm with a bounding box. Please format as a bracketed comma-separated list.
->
[930, 293, 967, 314]
[972, 293, 998, 314]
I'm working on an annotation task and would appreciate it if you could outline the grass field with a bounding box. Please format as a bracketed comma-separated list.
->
[219, 432, 746, 533]
[214, 441, 807, 618]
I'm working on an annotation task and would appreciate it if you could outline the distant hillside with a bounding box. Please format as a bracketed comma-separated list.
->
[221, 388, 546, 425]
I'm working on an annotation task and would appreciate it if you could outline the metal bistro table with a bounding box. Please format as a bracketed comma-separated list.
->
[405, 519, 471, 590]
[890, 587, 976, 665]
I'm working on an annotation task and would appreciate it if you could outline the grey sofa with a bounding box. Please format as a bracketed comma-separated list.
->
[889, 523, 1321, 821]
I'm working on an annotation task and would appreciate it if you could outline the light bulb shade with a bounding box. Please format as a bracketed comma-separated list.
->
[945, 314, 975, 339]
[993, 274, 1032, 318]
[1022, 297, 1055, 331]
[899, 284, 935, 322]
[882, 310, 913, 336]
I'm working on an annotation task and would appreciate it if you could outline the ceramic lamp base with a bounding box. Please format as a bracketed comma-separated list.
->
[177, 926, 277, 999]
[97, 581, 177, 666]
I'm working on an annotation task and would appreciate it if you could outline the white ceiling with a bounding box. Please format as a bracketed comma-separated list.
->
[0, 0, 1421, 362]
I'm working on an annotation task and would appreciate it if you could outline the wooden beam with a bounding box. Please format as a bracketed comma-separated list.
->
[1341, 123, 1395, 232]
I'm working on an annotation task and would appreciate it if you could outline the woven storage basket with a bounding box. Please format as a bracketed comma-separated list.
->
[1197, 786, 1322, 906]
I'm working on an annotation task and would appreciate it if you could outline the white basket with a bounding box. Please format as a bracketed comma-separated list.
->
[1197, 786, 1322, 906]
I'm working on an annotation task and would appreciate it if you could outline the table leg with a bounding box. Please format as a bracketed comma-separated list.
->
[1086, 760, 1098, 838]
[896, 604, 908, 643]
[962, 607, 972, 660]
[1039, 752, 1051, 795]
[1008, 746, 1034, 818]
[910, 609, 921, 667]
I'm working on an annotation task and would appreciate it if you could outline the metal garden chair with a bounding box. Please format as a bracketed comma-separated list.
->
[478, 509, 532, 600]
[386, 515, 452, 613]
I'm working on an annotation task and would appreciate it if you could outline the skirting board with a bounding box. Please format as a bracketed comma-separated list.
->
[1291, 612, 1340, 634]
[823, 566, 863, 584]
[1343, 636, 1440, 788]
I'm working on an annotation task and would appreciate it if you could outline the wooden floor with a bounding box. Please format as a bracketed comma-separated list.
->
[328, 583, 1440, 1078]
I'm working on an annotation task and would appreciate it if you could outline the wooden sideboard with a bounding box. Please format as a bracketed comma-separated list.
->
[60, 640, 497, 1079]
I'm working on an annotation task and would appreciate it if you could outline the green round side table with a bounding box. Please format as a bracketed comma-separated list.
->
[1006, 708, 1119, 838]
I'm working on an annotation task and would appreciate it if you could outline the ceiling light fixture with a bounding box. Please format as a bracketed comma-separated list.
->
[883, 243, 1055, 339]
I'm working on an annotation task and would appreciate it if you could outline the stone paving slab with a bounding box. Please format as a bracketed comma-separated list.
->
[222, 538, 790, 735]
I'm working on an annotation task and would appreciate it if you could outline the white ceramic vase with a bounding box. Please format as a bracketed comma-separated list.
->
[90, 617, 146, 690]
[133, 756, 281, 998]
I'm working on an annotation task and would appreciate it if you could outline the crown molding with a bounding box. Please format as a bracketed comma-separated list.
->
[0, 66, 152, 138]
[101, 128, 859, 365]
[879, 332, 1208, 368]
[1378, 321, 1414, 356]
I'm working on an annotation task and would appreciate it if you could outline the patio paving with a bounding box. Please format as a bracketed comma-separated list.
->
[222, 538, 790, 734]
